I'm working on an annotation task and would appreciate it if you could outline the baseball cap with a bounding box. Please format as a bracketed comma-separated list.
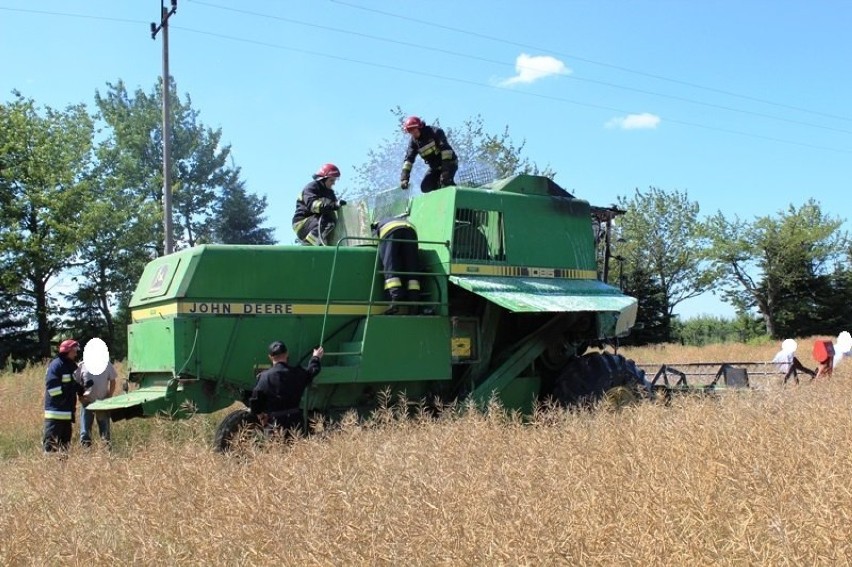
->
[268, 341, 288, 356]
[58, 339, 79, 354]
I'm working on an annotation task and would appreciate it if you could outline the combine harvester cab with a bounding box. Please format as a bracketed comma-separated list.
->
[89, 174, 648, 447]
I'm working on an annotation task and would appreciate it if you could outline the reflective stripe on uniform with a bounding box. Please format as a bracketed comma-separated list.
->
[61, 374, 72, 382]
[44, 410, 72, 420]
[441, 149, 454, 160]
[418, 140, 437, 157]
[402, 161, 413, 172]
[384, 277, 403, 290]
[310, 198, 331, 214]
[292, 218, 309, 233]
[48, 386, 63, 397]
[407, 279, 421, 291]
[378, 220, 414, 239]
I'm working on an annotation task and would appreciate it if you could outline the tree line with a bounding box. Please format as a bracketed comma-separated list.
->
[0, 80, 274, 366]
[2, 85, 849, 368]
[615, 187, 851, 346]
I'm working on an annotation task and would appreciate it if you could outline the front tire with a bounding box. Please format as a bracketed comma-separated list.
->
[213, 408, 263, 453]
[552, 351, 649, 408]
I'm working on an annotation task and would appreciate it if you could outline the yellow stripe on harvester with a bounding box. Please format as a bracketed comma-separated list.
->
[450, 263, 597, 279]
[132, 301, 387, 322]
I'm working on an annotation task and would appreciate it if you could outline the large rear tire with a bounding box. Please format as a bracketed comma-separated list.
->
[213, 408, 263, 453]
[553, 351, 649, 408]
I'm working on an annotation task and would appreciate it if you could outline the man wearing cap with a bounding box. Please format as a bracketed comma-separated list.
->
[250, 341, 324, 430]
[43, 339, 84, 452]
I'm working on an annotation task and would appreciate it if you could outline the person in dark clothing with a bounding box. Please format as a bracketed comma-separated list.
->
[370, 215, 425, 315]
[250, 341, 324, 430]
[400, 116, 458, 193]
[43, 339, 84, 453]
[292, 163, 345, 245]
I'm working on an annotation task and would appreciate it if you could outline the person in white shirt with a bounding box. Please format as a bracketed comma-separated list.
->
[75, 361, 117, 448]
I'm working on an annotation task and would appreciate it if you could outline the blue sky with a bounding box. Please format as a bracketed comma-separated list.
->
[2, 1, 850, 319]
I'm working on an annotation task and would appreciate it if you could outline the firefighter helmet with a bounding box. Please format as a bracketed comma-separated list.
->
[313, 163, 341, 180]
[402, 116, 424, 132]
[58, 339, 79, 354]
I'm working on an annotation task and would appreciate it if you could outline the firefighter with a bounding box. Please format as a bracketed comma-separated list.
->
[43, 339, 84, 453]
[371, 215, 424, 314]
[250, 341, 324, 432]
[400, 116, 458, 193]
[292, 163, 345, 245]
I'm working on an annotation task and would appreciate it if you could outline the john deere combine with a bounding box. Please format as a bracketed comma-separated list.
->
[89, 174, 647, 449]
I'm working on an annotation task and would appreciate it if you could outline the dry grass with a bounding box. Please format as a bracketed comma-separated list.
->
[3, 342, 852, 565]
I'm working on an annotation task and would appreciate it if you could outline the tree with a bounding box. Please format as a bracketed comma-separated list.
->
[615, 187, 713, 341]
[704, 200, 847, 338]
[620, 265, 669, 345]
[351, 108, 555, 195]
[94, 79, 264, 251]
[0, 93, 94, 357]
[64, 165, 158, 356]
[213, 173, 276, 245]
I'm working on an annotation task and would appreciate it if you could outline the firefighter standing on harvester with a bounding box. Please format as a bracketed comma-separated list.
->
[292, 163, 346, 245]
[400, 116, 458, 193]
[371, 215, 425, 315]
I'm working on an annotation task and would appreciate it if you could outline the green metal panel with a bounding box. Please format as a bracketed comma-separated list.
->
[449, 275, 637, 338]
[356, 317, 451, 382]
[449, 276, 636, 312]
[88, 386, 169, 412]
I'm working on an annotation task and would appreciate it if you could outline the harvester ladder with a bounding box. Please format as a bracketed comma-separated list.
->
[319, 235, 449, 360]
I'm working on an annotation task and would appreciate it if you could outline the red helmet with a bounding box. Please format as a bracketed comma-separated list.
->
[58, 339, 79, 354]
[403, 116, 424, 132]
[313, 163, 341, 180]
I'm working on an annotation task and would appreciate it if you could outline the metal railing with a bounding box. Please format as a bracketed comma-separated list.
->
[319, 235, 450, 358]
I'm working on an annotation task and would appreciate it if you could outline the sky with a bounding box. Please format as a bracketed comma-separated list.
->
[2, 0, 850, 319]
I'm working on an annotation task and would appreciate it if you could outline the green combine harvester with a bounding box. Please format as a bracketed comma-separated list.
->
[89, 174, 648, 449]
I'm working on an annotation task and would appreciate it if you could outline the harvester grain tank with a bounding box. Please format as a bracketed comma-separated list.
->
[88, 175, 647, 448]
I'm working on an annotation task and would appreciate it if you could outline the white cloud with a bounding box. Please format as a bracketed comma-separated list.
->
[499, 53, 570, 86]
[605, 113, 661, 130]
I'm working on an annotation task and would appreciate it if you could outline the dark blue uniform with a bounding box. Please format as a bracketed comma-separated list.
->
[43, 355, 82, 452]
[250, 356, 322, 422]
[371, 217, 421, 308]
[401, 125, 458, 193]
[292, 179, 339, 245]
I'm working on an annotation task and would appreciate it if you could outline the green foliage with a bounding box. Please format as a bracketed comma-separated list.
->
[614, 187, 713, 342]
[620, 265, 670, 345]
[351, 108, 554, 195]
[672, 314, 766, 346]
[0, 81, 274, 363]
[704, 200, 848, 338]
[0, 92, 94, 357]
[95, 79, 251, 249]
[213, 175, 276, 245]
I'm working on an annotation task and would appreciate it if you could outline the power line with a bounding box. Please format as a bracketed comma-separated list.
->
[187, 0, 852, 135]
[0, 6, 145, 25]
[171, 26, 852, 155]
[328, 0, 852, 124]
[4, 4, 850, 154]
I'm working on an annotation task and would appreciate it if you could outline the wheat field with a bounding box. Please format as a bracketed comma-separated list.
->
[2, 340, 852, 566]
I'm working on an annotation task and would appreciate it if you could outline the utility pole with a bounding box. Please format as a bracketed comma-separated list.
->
[151, 0, 177, 255]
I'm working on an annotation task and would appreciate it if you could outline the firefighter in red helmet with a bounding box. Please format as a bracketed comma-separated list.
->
[43, 339, 84, 452]
[400, 116, 458, 193]
[292, 163, 346, 245]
